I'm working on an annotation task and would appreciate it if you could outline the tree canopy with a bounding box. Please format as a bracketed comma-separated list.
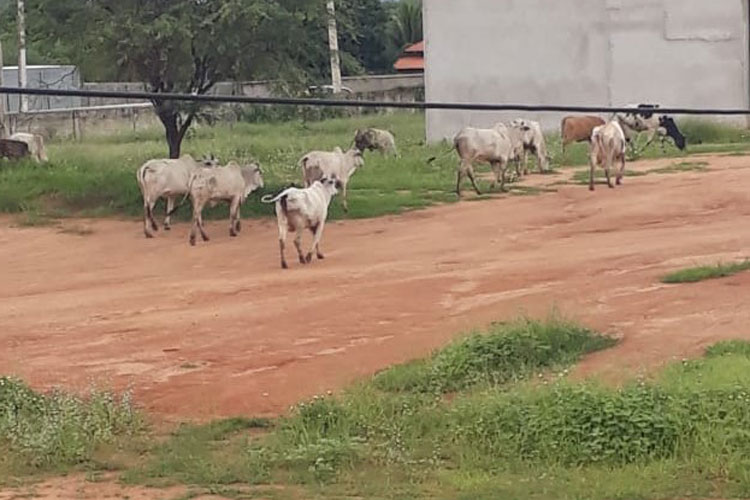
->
[0, 0, 422, 156]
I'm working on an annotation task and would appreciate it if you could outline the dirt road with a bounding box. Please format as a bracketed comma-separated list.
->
[1, 155, 749, 420]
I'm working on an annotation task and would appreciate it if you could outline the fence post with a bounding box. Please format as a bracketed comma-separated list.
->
[71, 110, 80, 140]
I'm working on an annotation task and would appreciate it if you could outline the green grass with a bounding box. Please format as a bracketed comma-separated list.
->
[7, 319, 750, 499]
[372, 316, 615, 393]
[0, 113, 463, 223]
[1, 115, 748, 224]
[649, 161, 709, 174]
[0, 377, 142, 482]
[661, 259, 750, 284]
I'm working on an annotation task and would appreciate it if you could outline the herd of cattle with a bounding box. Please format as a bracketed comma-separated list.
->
[454, 103, 686, 195]
[136, 128, 393, 268]
[133, 104, 686, 268]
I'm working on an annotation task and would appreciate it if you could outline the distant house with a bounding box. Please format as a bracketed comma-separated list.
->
[393, 41, 424, 73]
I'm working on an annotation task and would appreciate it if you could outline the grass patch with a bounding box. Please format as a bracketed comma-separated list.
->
[661, 260, 750, 284]
[0, 377, 142, 481]
[570, 166, 648, 185]
[1, 113, 748, 223]
[372, 316, 615, 393]
[649, 161, 709, 174]
[10, 318, 750, 499]
[678, 119, 750, 145]
[0, 113, 464, 222]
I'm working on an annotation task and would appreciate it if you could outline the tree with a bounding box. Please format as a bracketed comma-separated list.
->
[24, 0, 335, 158]
[337, 0, 390, 74]
[387, 0, 422, 57]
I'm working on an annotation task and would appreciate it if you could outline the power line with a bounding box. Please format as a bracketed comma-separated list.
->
[1, 86, 750, 115]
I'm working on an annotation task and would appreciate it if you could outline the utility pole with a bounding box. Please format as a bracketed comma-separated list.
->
[0, 40, 7, 137]
[17, 0, 28, 113]
[326, 0, 342, 94]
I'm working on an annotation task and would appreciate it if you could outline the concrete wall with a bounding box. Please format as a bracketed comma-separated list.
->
[424, 0, 749, 142]
[83, 74, 425, 106]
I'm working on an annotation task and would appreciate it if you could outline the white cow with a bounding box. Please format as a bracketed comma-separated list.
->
[588, 120, 627, 191]
[354, 128, 398, 156]
[453, 123, 515, 196]
[300, 147, 363, 212]
[614, 104, 686, 154]
[261, 177, 341, 269]
[9, 132, 47, 163]
[510, 118, 550, 174]
[136, 154, 218, 238]
[186, 162, 264, 246]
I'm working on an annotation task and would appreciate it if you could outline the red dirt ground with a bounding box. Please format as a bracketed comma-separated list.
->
[1, 155, 749, 422]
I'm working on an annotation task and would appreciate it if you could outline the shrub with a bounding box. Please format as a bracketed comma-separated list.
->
[0, 377, 141, 469]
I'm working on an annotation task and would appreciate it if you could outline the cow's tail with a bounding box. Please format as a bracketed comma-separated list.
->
[261, 189, 289, 205]
[167, 173, 196, 217]
[427, 144, 455, 164]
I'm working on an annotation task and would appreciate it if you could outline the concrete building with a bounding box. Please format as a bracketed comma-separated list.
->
[423, 0, 749, 142]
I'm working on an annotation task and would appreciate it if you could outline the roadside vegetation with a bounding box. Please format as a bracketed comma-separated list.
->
[662, 259, 750, 284]
[0, 377, 141, 482]
[0, 114, 748, 227]
[5, 316, 750, 499]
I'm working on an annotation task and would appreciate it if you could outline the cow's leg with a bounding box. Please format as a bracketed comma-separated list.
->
[523, 150, 530, 176]
[455, 163, 464, 197]
[143, 200, 157, 238]
[588, 150, 597, 192]
[189, 202, 203, 246]
[294, 231, 306, 264]
[537, 146, 547, 173]
[194, 202, 210, 242]
[307, 221, 326, 262]
[467, 168, 481, 195]
[341, 183, 349, 213]
[164, 196, 174, 230]
[277, 208, 289, 269]
[229, 197, 240, 237]
[500, 160, 510, 192]
[617, 153, 626, 185]
[489, 161, 500, 191]
[604, 150, 614, 189]
[640, 128, 658, 154]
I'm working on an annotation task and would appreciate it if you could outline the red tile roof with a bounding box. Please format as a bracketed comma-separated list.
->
[393, 55, 424, 72]
[394, 40, 424, 72]
[404, 40, 424, 53]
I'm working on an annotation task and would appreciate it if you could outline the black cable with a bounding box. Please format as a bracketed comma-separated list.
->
[2, 86, 750, 115]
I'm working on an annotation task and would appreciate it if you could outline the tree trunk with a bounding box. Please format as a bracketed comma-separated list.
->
[165, 121, 181, 159]
[155, 106, 182, 159]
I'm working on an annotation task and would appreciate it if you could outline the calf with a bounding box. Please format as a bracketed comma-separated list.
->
[186, 161, 264, 246]
[354, 128, 398, 156]
[262, 177, 341, 269]
[510, 118, 550, 174]
[300, 147, 363, 212]
[137, 154, 218, 238]
[453, 123, 514, 196]
[588, 120, 627, 191]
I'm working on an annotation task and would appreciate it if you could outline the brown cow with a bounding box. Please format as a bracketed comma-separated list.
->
[561, 115, 606, 160]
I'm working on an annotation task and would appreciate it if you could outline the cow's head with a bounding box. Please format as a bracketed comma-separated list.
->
[354, 128, 375, 152]
[201, 153, 220, 168]
[319, 175, 342, 195]
[659, 116, 686, 151]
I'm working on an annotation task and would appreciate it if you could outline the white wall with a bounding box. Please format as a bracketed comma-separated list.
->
[424, 0, 749, 142]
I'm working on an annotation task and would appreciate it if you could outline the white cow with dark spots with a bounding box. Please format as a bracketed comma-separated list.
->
[262, 177, 341, 269]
